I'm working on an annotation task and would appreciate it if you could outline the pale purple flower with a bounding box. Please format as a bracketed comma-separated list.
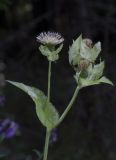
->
[37, 31, 64, 45]
[0, 118, 19, 139]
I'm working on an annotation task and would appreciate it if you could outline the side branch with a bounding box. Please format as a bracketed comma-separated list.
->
[55, 85, 80, 128]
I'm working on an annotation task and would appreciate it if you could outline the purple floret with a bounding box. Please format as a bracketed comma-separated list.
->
[0, 118, 19, 139]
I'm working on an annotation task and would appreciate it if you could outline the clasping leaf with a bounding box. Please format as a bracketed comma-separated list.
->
[74, 61, 114, 87]
[7, 81, 59, 131]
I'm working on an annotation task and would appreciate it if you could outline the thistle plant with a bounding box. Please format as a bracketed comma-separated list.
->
[7, 32, 113, 160]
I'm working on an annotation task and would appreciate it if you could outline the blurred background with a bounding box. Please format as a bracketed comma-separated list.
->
[0, 0, 116, 159]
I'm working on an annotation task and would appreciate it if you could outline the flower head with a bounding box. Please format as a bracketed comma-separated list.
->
[37, 31, 64, 45]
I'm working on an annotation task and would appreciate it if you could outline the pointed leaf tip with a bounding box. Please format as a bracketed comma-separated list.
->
[7, 80, 59, 130]
[99, 77, 114, 86]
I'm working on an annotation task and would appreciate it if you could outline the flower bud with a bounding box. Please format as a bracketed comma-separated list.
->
[83, 38, 93, 48]
[69, 35, 102, 73]
[78, 59, 90, 71]
[37, 32, 64, 61]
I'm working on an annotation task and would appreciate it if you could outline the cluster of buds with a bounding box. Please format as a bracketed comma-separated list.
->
[68, 35, 113, 87]
[69, 35, 101, 71]
[78, 39, 92, 71]
[37, 32, 64, 61]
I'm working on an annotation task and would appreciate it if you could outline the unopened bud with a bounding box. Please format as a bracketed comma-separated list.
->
[78, 59, 90, 71]
[83, 38, 93, 48]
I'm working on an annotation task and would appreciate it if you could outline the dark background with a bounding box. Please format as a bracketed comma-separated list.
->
[0, 0, 116, 159]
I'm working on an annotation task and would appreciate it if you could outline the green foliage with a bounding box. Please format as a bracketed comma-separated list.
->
[69, 35, 82, 66]
[69, 35, 101, 67]
[74, 61, 113, 87]
[80, 41, 101, 62]
[39, 44, 63, 61]
[69, 35, 113, 88]
[7, 32, 114, 160]
[7, 81, 59, 131]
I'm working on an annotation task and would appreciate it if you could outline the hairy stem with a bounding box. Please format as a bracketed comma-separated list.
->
[55, 85, 80, 127]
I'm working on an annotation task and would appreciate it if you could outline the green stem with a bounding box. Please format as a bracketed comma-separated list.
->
[43, 130, 51, 160]
[55, 85, 80, 128]
[43, 61, 52, 160]
[48, 61, 51, 101]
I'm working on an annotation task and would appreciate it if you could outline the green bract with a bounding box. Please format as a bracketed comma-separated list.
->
[69, 35, 82, 66]
[74, 61, 113, 87]
[68, 35, 101, 67]
[7, 81, 59, 131]
[39, 44, 63, 61]
[69, 34, 113, 87]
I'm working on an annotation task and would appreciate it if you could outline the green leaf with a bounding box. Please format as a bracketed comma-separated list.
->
[80, 39, 92, 61]
[49, 44, 63, 61]
[91, 42, 101, 62]
[99, 76, 114, 86]
[68, 35, 101, 67]
[7, 81, 59, 130]
[74, 71, 81, 83]
[68, 35, 82, 65]
[80, 41, 101, 62]
[79, 78, 100, 87]
[39, 44, 63, 61]
[39, 45, 51, 57]
[87, 61, 104, 81]
[78, 76, 113, 88]
[48, 52, 59, 61]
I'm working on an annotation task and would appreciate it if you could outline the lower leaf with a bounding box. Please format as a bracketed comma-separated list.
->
[7, 81, 59, 130]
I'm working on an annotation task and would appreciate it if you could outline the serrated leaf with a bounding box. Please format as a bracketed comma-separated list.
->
[7, 81, 59, 130]
[99, 76, 114, 86]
